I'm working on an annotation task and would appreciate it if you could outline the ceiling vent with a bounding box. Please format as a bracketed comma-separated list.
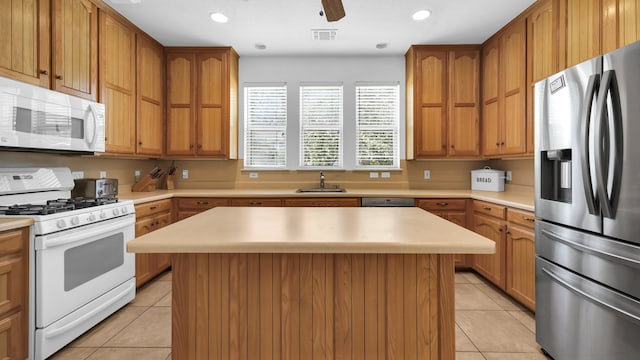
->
[312, 29, 337, 41]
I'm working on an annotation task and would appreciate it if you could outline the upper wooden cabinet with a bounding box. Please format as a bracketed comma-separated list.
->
[136, 35, 164, 156]
[406, 45, 480, 159]
[561, 0, 601, 68]
[165, 47, 239, 158]
[52, 0, 98, 100]
[481, 18, 527, 157]
[0, 0, 50, 87]
[100, 11, 136, 154]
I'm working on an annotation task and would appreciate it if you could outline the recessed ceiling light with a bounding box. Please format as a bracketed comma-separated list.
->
[376, 43, 388, 49]
[412, 9, 431, 21]
[255, 44, 267, 50]
[210, 12, 228, 23]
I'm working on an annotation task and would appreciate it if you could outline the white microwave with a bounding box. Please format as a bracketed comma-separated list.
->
[0, 76, 105, 153]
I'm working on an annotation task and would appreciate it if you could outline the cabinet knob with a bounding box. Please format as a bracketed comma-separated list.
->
[138, 141, 143, 145]
[40, 69, 48, 75]
[55, 75, 63, 80]
[495, 142, 500, 147]
[197, 144, 202, 149]
[451, 144, 455, 149]
[500, 142, 505, 146]
[190, 144, 194, 149]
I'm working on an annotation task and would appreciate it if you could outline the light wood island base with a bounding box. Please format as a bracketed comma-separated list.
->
[172, 252, 454, 360]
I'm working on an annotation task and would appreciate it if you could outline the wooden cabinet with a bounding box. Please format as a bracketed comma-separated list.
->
[230, 198, 282, 207]
[0, 227, 28, 360]
[166, 47, 239, 158]
[174, 197, 230, 220]
[416, 198, 470, 267]
[136, 35, 165, 156]
[405, 45, 480, 159]
[100, 11, 137, 154]
[600, 0, 640, 53]
[283, 198, 361, 207]
[471, 200, 507, 288]
[561, 0, 601, 68]
[506, 208, 536, 311]
[0, 0, 50, 87]
[134, 199, 172, 287]
[52, 0, 98, 100]
[527, 0, 558, 154]
[482, 18, 527, 157]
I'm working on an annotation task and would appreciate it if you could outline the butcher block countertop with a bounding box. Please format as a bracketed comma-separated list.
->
[0, 218, 33, 232]
[120, 186, 534, 211]
[127, 206, 495, 254]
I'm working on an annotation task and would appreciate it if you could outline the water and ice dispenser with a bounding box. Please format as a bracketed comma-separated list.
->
[540, 149, 572, 203]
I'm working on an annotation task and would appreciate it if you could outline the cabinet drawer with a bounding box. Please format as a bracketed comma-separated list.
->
[473, 200, 506, 219]
[283, 198, 360, 207]
[0, 311, 26, 360]
[416, 198, 466, 211]
[176, 197, 230, 210]
[135, 199, 172, 218]
[136, 212, 172, 237]
[507, 208, 536, 229]
[230, 198, 282, 207]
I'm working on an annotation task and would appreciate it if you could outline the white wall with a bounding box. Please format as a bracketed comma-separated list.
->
[238, 56, 406, 169]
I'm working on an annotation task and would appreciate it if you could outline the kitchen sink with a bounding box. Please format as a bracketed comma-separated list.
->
[296, 187, 346, 193]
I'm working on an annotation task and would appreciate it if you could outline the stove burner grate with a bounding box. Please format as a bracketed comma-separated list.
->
[0, 197, 118, 215]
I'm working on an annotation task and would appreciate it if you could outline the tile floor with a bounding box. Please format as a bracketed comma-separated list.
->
[51, 270, 546, 360]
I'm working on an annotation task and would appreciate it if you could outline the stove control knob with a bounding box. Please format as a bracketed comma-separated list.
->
[113, 209, 119, 216]
[56, 219, 66, 229]
[71, 216, 80, 225]
[88, 214, 96, 222]
[99, 212, 107, 219]
[121, 207, 128, 214]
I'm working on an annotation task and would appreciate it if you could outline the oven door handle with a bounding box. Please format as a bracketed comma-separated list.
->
[36, 216, 134, 250]
[44, 281, 135, 339]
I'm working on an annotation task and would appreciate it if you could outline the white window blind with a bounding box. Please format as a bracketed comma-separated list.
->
[244, 85, 287, 168]
[355, 84, 399, 168]
[300, 85, 343, 168]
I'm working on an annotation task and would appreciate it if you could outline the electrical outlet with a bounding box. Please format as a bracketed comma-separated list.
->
[71, 171, 84, 179]
[424, 170, 431, 180]
[134, 170, 141, 182]
[506, 171, 513, 182]
[249, 172, 259, 179]
[381, 172, 391, 178]
[369, 172, 379, 178]
[99, 171, 106, 178]
[182, 169, 189, 179]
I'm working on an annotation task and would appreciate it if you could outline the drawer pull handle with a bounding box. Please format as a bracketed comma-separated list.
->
[196, 201, 209, 205]
[483, 207, 492, 211]
[55, 75, 63, 80]
[250, 202, 262, 205]
[40, 69, 48, 75]
[523, 217, 535, 222]
[436, 202, 449, 206]
[149, 206, 158, 210]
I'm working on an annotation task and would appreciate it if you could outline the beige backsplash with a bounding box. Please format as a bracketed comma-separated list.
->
[0, 150, 534, 191]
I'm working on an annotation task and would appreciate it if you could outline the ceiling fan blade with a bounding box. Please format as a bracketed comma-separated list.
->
[322, 0, 345, 22]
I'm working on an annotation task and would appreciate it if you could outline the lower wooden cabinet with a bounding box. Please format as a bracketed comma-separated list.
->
[174, 197, 230, 220]
[135, 199, 173, 287]
[472, 212, 507, 289]
[505, 208, 536, 311]
[416, 198, 470, 268]
[0, 227, 28, 360]
[230, 198, 282, 207]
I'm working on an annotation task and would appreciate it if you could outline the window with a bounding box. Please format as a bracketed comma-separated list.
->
[355, 84, 399, 168]
[300, 85, 343, 168]
[244, 85, 287, 168]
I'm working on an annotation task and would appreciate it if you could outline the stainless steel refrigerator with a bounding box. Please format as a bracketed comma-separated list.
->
[535, 40, 640, 360]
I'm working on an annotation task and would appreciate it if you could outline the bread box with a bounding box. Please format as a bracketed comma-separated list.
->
[471, 168, 505, 192]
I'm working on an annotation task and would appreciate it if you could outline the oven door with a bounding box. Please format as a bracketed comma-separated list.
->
[34, 214, 135, 328]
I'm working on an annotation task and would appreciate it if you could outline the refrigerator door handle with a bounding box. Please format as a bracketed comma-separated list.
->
[541, 266, 640, 326]
[581, 74, 599, 214]
[595, 70, 623, 219]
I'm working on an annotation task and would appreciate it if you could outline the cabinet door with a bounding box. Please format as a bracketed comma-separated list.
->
[0, 312, 25, 360]
[137, 36, 164, 156]
[230, 198, 283, 207]
[448, 49, 480, 156]
[564, 0, 601, 67]
[0, 228, 28, 359]
[166, 53, 196, 156]
[415, 49, 448, 157]
[197, 52, 228, 157]
[100, 12, 136, 154]
[0, 0, 50, 87]
[283, 198, 360, 207]
[618, 0, 640, 47]
[482, 39, 501, 156]
[52, 0, 98, 100]
[135, 253, 154, 287]
[500, 18, 527, 155]
[506, 225, 536, 310]
[472, 214, 506, 288]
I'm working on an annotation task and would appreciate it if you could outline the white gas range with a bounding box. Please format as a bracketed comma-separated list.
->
[0, 168, 135, 359]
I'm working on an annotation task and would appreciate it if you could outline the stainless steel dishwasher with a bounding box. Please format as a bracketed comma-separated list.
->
[361, 197, 415, 207]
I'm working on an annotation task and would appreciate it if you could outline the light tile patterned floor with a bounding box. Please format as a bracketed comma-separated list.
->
[51, 270, 546, 359]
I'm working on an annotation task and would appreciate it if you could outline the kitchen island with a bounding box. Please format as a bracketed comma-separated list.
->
[128, 207, 495, 360]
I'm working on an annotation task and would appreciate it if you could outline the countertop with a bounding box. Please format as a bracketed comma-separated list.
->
[0, 218, 34, 232]
[119, 186, 534, 211]
[127, 207, 496, 254]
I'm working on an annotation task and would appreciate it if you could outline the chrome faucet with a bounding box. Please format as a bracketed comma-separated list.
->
[320, 172, 325, 189]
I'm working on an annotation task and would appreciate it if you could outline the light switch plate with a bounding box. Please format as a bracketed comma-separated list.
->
[71, 171, 84, 179]
[506, 171, 513, 181]
[99, 171, 106, 178]
[182, 169, 189, 179]
[369, 172, 379, 178]
[424, 170, 431, 180]
[381, 172, 391, 178]
[249, 172, 259, 179]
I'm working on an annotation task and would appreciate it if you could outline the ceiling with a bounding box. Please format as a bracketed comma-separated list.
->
[105, 0, 537, 56]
